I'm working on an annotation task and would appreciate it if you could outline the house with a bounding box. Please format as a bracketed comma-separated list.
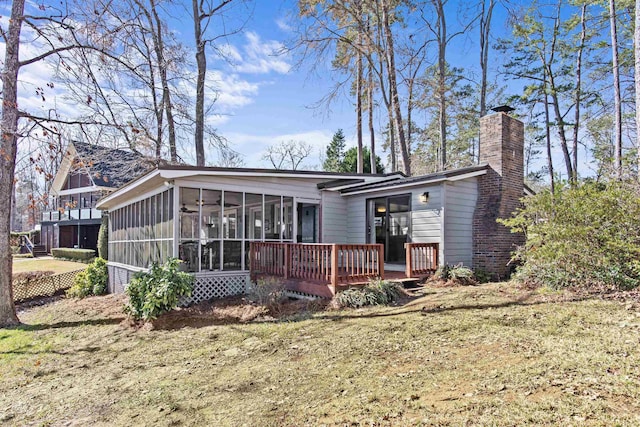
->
[40, 142, 151, 253]
[96, 111, 527, 301]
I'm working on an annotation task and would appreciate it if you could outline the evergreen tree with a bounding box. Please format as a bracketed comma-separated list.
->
[323, 129, 346, 172]
[341, 147, 385, 174]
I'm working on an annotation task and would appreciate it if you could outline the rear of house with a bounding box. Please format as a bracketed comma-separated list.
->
[97, 111, 525, 301]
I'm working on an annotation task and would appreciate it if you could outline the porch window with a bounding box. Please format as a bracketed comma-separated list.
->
[108, 188, 174, 268]
[178, 188, 294, 273]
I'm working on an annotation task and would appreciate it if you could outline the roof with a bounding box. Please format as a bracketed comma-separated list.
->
[70, 142, 153, 188]
[339, 164, 490, 194]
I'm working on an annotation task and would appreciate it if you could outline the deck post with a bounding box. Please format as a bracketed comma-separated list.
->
[330, 244, 338, 291]
[249, 242, 255, 282]
[378, 243, 385, 280]
[433, 244, 439, 270]
[283, 243, 290, 279]
[405, 243, 412, 278]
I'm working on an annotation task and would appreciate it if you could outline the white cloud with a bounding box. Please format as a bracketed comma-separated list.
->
[231, 31, 291, 75]
[275, 17, 293, 33]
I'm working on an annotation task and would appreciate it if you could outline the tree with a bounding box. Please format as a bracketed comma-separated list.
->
[341, 147, 384, 174]
[192, 0, 245, 166]
[636, 0, 640, 178]
[262, 140, 313, 170]
[609, 0, 622, 178]
[324, 129, 346, 172]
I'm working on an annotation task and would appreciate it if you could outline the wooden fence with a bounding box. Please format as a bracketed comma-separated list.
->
[13, 269, 85, 302]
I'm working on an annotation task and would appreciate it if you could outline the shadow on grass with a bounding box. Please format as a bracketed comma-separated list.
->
[13, 317, 125, 331]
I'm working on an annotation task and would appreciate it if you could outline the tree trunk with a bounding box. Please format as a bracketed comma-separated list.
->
[368, 65, 376, 174]
[356, 45, 364, 174]
[149, 0, 177, 162]
[636, 0, 640, 179]
[610, 0, 622, 178]
[193, 0, 206, 167]
[381, 0, 411, 175]
[571, 4, 586, 184]
[544, 90, 555, 193]
[479, 0, 494, 118]
[0, 0, 24, 326]
[436, 0, 447, 171]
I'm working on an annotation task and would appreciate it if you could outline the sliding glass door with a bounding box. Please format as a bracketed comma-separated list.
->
[368, 194, 411, 263]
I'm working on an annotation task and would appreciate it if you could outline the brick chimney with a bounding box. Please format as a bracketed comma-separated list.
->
[472, 110, 525, 279]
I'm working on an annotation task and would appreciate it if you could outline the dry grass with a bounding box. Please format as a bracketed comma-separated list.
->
[2, 283, 640, 426]
[12, 258, 87, 275]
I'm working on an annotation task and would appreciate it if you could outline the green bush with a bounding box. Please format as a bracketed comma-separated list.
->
[124, 258, 194, 321]
[500, 181, 640, 290]
[52, 248, 95, 262]
[336, 279, 403, 308]
[67, 258, 108, 298]
[98, 215, 108, 260]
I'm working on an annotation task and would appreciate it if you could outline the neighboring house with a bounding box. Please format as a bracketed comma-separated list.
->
[97, 111, 528, 301]
[40, 142, 151, 253]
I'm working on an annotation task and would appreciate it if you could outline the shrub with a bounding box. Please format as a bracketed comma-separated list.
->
[67, 258, 108, 298]
[98, 215, 109, 260]
[124, 258, 194, 321]
[52, 248, 95, 262]
[500, 181, 640, 290]
[336, 279, 404, 308]
[248, 277, 287, 311]
[434, 264, 476, 285]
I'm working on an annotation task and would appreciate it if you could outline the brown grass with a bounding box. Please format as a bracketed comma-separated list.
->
[12, 258, 87, 275]
[2, 283, 640, 426]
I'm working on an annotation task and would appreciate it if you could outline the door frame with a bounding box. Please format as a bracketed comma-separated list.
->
[366, 193, 412, 263]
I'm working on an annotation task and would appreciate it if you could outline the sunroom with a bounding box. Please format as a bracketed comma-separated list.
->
[98, 166, 413, 302]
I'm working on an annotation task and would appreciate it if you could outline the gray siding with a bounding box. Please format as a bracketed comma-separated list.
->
[344, 185, 443, 245]
[443, 179, 478, 267]
[321, 191, 348, 243]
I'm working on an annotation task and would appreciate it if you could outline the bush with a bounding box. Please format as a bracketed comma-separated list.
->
[67, 258, 108, 298]
[124, 258, 194, 321]
[434, 264, 476, 285]
[248, 277, 287, 312]
[336, 279, 404, 308]
[500, 181, 640, 290]
[98, 215, 108, 260]
[52, 248, 95, 262]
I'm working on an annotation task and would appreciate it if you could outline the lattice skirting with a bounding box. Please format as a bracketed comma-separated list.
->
[108, 264, 249, 305]
[108, 264, 143, 294]
[181, 272, 249, 306]
[13, 269, 85, 302]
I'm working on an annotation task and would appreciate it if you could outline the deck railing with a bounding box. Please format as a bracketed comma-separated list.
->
[250, 242, 384, 290]
[405, 242, 439, 277]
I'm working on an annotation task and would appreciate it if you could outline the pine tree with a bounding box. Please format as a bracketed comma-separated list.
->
[324, 129, 346, 172]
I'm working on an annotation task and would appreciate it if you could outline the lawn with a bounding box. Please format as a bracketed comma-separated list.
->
[12, 258, 87, 275]
[2, 283, 640, 426]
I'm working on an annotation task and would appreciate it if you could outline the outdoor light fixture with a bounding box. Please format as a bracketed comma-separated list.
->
[419, 192, 430, 203]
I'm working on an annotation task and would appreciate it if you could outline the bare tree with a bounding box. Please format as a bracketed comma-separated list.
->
[479, 0, 495, 118]
[636, 0, 640, 179]
[192, 0, 246, 166]
[609, 0, 622, 178]
[262, 140, 313, 170]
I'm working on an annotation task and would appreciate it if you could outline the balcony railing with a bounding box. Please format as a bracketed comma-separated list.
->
[249, 242, 385, 291]
[41, 208, 102, 222]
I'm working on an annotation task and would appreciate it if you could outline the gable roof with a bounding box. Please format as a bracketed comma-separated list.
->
[51, 142, 153, 194]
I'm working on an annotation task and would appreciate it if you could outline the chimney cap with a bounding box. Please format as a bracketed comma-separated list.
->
[491, 105, 515, 113]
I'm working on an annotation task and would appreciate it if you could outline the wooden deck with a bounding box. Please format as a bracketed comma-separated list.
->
[250, 242, 438, 298]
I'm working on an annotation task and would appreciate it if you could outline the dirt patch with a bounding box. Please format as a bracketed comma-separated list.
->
[147, 296, 329, 330]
